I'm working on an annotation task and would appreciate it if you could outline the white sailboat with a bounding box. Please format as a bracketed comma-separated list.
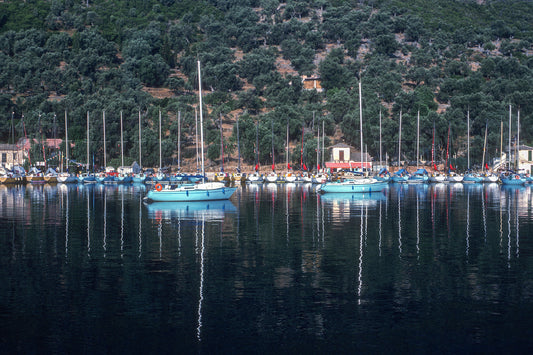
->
[145, 61, 237, 202]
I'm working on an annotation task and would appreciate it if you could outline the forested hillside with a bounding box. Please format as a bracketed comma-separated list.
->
[1, 0, 532, 171]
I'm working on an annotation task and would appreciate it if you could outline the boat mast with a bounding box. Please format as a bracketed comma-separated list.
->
[86, 111, 90, 172]
[500, 118, 503, 171]
[398, 109, 402, 171]
[517, 109, 520, 170]
[120, 111, 124, 169]
[482, 121, 488, 173]
[255, 121, 259, 171]
[177, 110, 181, 171]
[271, 119, 275, 171]
[445, 124, 450, 172]
[416, 110, 420, 170]
[198, 60, 205, 181]
[237, 117, 241, 172]
[316, 125, 320, 171]
[103, 110, 106, 169]
[138, 110, 142, 169]
[379, 109, 382, 169]
[508, 104, 512, 170]
[431, 121, 435, 170]
[286, 122, 289, 170]
[220, 113, 224, 172]
[159, 110, 162, 171]
[64, 111, 68, 173]
[467, 109, 470, 171]
[195, 107, 199, 173]
[359, 81, 363, 174]
[322, 120, 325, 169]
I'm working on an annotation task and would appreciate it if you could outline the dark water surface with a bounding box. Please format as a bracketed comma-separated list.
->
[1, 183, 533, 354]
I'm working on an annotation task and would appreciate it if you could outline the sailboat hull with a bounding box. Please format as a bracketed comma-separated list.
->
[319, 179, 388, 193]
[145, 182, 237, 202]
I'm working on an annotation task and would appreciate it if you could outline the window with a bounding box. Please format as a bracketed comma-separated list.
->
[529, 150, 532, 162]
[1, 153, 6, 163]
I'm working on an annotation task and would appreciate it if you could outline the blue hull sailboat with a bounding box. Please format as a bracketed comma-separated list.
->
[319, 82, 386, 194]
[144, 61, 237, 203]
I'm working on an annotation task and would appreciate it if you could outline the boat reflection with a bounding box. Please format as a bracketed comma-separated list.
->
[320, 191, 386, 207]
[145, 200, 237, 221]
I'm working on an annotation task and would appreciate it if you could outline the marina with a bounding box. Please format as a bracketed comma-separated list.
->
[1, 182, 533, 352]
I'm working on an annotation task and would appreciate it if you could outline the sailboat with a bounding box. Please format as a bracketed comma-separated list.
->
[78, 111, 96, 183]
[57, 111, 78, 183]
[265, 119, 279, 183]
[318, 82, 388, 193]
[214, 114, 230, 182]
[444, 124, 463, 183]
[284, 122, 297, 183]
[408, 111, 429, 183]
[116, 111, 133, 184]
[391, 110, 409, 183]
[96, 110, 115, 184]
[463, 110, 483, 183]
[133, 110, 147, 184]
[144, 61, 238, 202]
[501, 106, 526, 185]
[232, 117, 246, 183]
[480, 121, 498, 183]
[246, 121, 263, 183]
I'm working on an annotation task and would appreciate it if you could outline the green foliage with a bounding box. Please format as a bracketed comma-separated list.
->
[1, 0, 532, 170]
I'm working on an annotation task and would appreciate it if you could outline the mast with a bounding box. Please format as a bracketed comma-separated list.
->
[359, 81, 363, 174]
[322, 120, 325, 169]
[445, 124, 450, 172]
[195, 107, 199, 173]
[379, 109, 382, 169]
[431, 121, 435, 171]
[500, 118, 503, 171]
[416, 110, 420, 170]
[103, 110, 106, 169]
[255, 121, 259, 171]
[398, 109, 402, 170]
[86, 111, 90, 172]
[286, 122, 289, 170]
[198, 60, 205, 181]
[138, 110, 142, 169]
[237, 117, 241, 172]
[517, 109, 520, 170]
[508, 104, 512, 170]
[271, 119, 275, 171]
[120, 111, 124, 168]
[482, 121, 488, 173]
[316, 125, 320, 171]
[300, 125, 304, 171]
[220, 113, 224, 172]
[159, 110, 162, 171]
[65, 110, 69, 172]
[177, 110, 181, 171]
[467, 109, 470, 171]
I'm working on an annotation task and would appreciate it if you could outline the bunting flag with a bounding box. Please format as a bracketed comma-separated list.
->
[255, 164, 259, 171]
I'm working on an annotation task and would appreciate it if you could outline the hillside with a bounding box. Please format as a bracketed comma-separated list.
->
[1, 0, 532, 172]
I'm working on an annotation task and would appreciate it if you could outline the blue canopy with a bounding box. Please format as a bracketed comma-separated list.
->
[394, 168, 408, 175]
[414, 168, 428, 175]
[378, 168, 390, 175]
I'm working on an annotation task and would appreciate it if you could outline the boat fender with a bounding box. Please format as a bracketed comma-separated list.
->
[155, 183, 163, 191]
[515, 175, 519, 179]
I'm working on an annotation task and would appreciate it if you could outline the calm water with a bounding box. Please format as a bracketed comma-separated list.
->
[1, 182, 533, 354]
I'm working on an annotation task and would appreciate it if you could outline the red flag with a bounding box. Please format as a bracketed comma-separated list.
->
[287, 163, 291, 170]
[433, 164, 438, 171]
[450, 164, 455, 171]
[317, 164, 321, 171]
[303, 163, 307, 171]
[272, 164, 275, 171]
[485, 163, 489, 170]
[255, 164, 259, 171]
